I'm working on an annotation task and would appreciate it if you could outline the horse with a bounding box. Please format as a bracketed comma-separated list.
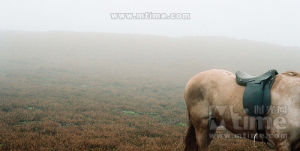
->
[183, 69, 300, 151]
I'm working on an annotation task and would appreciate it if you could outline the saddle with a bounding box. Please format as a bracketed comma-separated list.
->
[236, 69, 278, 117]
[235, 69, 278, 145]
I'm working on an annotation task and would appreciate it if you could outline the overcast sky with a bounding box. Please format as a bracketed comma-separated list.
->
[0, 0, 299, 47]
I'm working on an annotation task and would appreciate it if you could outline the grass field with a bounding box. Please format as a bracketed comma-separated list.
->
[0, 67, 273, 151]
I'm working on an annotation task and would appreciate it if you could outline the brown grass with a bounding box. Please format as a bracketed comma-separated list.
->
[0, 67, 274, 151]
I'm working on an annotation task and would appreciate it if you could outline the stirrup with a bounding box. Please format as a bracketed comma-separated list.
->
[253, 133, 258, 147]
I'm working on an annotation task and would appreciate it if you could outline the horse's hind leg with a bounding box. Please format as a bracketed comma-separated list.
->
[192, 118, 216, 151]
[189, 102, 217, 151]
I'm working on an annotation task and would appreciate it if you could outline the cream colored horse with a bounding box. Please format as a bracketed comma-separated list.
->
[184, 69, 300, 151]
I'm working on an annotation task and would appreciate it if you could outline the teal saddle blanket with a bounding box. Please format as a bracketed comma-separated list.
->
[235, 70, 278, 117]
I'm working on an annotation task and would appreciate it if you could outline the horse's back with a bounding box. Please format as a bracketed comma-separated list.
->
[184, 69, 242, 105]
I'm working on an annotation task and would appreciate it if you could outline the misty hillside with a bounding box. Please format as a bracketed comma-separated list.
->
[1, 32, 299, 86]
[0, 31, 298, 150]
[0, 31, 299, 97]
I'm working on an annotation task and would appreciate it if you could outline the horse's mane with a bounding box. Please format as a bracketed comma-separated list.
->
[282, 71, 300, 77]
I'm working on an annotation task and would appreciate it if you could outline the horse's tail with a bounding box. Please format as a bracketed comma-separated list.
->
[184, 119, 198, 151]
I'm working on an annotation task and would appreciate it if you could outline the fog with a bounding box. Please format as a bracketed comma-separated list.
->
[1, 31, 299, 77]
[0, 1, 300, 150]
[0, 0, 300, 47]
